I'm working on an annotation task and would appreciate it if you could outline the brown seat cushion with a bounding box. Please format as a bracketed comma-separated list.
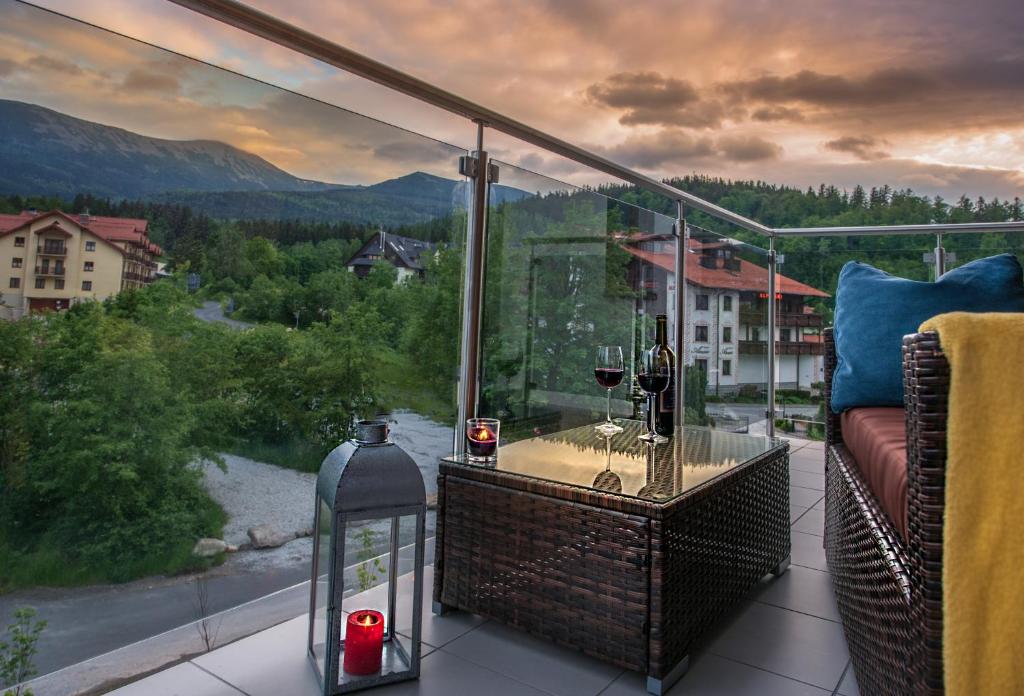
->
[840, 407, 908, 541]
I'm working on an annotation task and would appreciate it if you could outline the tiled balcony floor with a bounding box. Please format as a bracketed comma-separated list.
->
[111, 439, 861, 696]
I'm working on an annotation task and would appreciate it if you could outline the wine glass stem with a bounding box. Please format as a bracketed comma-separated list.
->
[647, 394, 655, 435]
[606, 388, 612, 424]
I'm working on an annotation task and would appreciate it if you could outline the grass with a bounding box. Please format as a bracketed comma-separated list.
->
[225, 437, 326, 474]
[0, 493, 226, 594]
[378, 350, 457, 426]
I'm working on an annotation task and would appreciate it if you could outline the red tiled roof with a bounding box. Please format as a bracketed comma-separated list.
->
[624, 243, 829, 298]
[0, 210, 160, 257]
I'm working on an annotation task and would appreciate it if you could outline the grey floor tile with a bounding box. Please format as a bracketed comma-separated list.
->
[790, 530, 828, 572]
[193, 616, 322, 696]
[601, 654, 830, 695]
[789, 486, 825, 508]
[107, 662, 244, 696]
[753, 565, 840, 623]
[837, 662, 861, 695]
[443, 621, 621, 696]
[789, 452, 825, 474]
[792, 507, 825, 536]
[790, 505, 809, 523]
[352, 566, 486, 648]
[705, 602, 849, 690]
[371, 649, 552, 696]
[790, 470, 824, 491]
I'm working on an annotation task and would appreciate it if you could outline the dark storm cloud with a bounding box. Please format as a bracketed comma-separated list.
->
[122, 68, 181, 93]
[27, 54, 83, 76]
[721, 67, 935, 107]
[825, 136, 891, 161]
[601, 130, 781, 169]
[586, 71, 727, 128]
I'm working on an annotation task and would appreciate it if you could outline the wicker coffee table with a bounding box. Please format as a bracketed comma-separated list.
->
[433, 421, 790, 694]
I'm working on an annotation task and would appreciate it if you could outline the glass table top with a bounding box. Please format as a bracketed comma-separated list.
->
[444, 420, 785, 504]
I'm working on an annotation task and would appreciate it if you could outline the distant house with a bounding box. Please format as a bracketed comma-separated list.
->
[345, 231, 436, 282]
[0, 210, 162, 320]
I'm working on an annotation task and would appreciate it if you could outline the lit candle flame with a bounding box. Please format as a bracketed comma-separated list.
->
[473, 426, 493, 441]
[357, 613, 378, 626]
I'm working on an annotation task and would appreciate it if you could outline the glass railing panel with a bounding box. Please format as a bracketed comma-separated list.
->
[773, 233, 937, 440]
[685, 225, 771, 435]
[478, 160, 678, 442]
[943, 231, 1024, 273]
[0, 0, 468, 686]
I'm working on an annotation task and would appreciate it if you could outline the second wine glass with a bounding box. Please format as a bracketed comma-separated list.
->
[637, 347, 670, 443]
[594, 345, 624, 436]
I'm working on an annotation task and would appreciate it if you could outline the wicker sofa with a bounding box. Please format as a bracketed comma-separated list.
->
[823, 327, 947, 696]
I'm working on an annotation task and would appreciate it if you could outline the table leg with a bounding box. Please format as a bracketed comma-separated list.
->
[646, 655, 689, 695]
[772, 554, 791, 577]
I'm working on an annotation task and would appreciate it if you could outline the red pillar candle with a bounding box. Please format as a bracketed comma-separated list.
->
[343, 610, 384, 675]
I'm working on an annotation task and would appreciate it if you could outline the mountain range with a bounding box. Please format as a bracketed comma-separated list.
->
[0, 99, 527, 225]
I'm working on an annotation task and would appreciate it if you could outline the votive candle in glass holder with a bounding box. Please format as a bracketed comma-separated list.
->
[466, 418, 500, 463]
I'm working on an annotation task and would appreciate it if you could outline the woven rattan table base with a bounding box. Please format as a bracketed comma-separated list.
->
[433, 444, 790, 692]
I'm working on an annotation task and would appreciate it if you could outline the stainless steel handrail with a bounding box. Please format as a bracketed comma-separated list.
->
[774, 221, 1024, 237]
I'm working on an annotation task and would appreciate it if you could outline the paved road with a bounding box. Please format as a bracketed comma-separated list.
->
[193, 300, 253, 330]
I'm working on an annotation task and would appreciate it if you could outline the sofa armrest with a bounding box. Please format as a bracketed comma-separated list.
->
[823, 328, 843, 446]
[901, 330, 949, 696]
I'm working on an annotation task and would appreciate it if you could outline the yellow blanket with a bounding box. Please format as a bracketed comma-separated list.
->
[918, 312, 1024, 695]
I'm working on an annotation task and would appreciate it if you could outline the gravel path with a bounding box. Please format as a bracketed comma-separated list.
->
[200, 410, 452, 573]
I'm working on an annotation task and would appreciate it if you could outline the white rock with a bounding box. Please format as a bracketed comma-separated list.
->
[192, 538, 227, 557]
[247, 524, 293, 549]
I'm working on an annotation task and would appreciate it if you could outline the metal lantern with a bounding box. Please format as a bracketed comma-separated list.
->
[307, 420, 426, 694]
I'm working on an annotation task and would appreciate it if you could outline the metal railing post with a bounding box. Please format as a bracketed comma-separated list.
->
[767, 236, 777, 437]
[455, 122, 489, 455]
[673, 203, 686, 430]
[934, 232, 946, 279]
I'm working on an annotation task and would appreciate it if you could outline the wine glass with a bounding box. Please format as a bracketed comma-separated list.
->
[637, 347, 670, 443]
[594, 346, 624, 436]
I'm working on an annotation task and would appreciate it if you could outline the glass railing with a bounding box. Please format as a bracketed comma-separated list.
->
[0, 0, 467, 689]
[685, 225, 771, 435]
[478, 160, 677, 441]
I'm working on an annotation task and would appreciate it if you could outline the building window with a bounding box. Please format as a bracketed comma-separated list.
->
[780, 328, 791, 342]
[34, 277, 46, 289]
[695, 325, 709, 342]
[723, 326, 732, 343]
[723, 295, 733, 311]
[85, 241, 96, 252]
[751, 327, 761, 341]
[9, 277, 19, 289]
[14, 236, 24, 247]
[82, 280, 92, 291]
[84, 261, 94, 272]
[696, 294, 709, 310]
[695, 358, 708, 375]
[54, 279, 65, 290]
[722, 359, 732, 376]
[11, 257, 22, 268]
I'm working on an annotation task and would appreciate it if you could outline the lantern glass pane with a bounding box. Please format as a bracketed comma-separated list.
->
[337, 514, 422, 685]
[311, 499, 332, 677]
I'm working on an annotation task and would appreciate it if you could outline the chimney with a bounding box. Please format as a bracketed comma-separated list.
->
[79, 212, 91, 225]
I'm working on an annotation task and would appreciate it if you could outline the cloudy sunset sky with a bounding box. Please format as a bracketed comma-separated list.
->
[5, 0, 1024, 200]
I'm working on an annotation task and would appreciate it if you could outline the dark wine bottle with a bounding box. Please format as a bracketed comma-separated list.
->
[652, 314, 676, 437]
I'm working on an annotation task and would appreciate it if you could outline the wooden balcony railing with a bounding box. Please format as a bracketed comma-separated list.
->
[37, 245, 67, 256]
[740, 309, 824, 327]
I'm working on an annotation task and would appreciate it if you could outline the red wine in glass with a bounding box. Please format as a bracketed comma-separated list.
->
[595, 346, 624, 435]
[594, 367, 624, 389]
[638, 347, 670, 443]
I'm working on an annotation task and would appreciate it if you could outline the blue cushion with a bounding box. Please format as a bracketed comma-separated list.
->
[831, 254, 1024, 412]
